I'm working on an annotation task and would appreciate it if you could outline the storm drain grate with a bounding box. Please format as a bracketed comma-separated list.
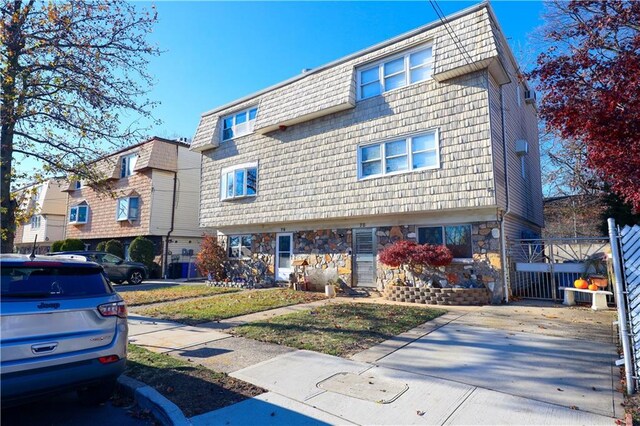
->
[316, 372, 408, 404]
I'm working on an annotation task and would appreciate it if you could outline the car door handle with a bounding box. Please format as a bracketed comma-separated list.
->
[31, 342, 58, 354]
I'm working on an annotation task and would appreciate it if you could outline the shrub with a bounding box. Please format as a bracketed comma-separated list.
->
[50, 240, 64, 252]
[379, 240, 453, 285]
[96, 241, 107, 252]
[104, 239, 124, 258]
[129, 237, 155, 268]
[195, 235, 227, 281]
[60, 238, 84, 251]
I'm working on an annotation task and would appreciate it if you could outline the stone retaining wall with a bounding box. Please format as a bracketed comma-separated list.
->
[384, 285, 491, 305]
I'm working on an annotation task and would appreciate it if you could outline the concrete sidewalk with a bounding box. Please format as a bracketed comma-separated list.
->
[128, 301, 621, 425]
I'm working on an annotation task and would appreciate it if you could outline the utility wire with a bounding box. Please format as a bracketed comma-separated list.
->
[428, 0, 476, 67]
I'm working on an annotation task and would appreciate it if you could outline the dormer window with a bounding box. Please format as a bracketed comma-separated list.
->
[357, 43, 433, 100]
[222, 107, 258, 141]
[120, 153, 138, 178]
[73, 180, 82, 190]
[30, 215, 41, 229]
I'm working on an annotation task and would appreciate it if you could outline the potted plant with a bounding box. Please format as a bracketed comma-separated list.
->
[583, 252, 609, 288]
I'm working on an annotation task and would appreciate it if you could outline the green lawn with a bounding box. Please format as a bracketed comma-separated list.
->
[137, 289, 326, 325]
[232, 303, 445, 357]
[126, 345, 263, 417]
[118, 285, 240, 306]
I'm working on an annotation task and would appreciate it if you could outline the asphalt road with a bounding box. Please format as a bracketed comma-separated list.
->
[2, 391, 155, 426]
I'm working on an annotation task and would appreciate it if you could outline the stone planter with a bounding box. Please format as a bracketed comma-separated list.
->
[384, 285, 490, 306]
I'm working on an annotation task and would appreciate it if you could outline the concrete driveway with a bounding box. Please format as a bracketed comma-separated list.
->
[201, 302, 620, 425]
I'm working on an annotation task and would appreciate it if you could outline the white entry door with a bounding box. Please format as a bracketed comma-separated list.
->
[276, 233, 293, 281]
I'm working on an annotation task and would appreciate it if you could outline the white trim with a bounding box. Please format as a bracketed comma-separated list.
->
[356, 42, 434, 101]
[69, 205, 89, 224]
[221, 106, 258, 142]
[275, 232, 293, 281]
[357, 129, 440, 180]
[120, 153, 138, 178]
[227, 234, 253, 259]
[220, 162, 259, 201]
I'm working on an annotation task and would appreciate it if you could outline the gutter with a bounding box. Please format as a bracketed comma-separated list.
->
[498, 84, 511, 303]
[163, 144, 179, 278]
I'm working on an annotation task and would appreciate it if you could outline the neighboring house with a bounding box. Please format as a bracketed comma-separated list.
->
[63, 137, 207, 276]
[13, 179, 67, 254]
[191, 3, 543, 302]
[543, 195, 606, 238]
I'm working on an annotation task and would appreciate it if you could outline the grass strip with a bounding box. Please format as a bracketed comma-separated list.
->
[125, 344, 264, 417]
[119, 285, 239, 306]
[138, 289, 326, 325]
[233, 303, 445, 357]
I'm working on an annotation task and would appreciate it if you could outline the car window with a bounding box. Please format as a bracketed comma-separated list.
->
[101, 254, 122, 264]
[1, 266, 114, 300]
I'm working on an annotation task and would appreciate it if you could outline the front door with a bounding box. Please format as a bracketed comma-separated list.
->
[353, 228, 376, 287]
[275, 233, 293, 282]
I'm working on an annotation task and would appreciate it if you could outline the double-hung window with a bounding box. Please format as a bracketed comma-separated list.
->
[116, 196, 139, 221]
[228, 235, 252, 258]
[121, 153, 138, 178]
[357, 44, 433, 100]
[30, 215, 41, 229]
[359, 131, 439, 179]
[222, 107, 258, 141]
[417, 225, 473, 259]
[69, 205, 88, 224]
[220, 163, 258, 200]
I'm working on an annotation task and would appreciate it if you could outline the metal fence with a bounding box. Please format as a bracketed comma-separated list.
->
[611, 221, 640, 394]
[508, 237, 611, 302]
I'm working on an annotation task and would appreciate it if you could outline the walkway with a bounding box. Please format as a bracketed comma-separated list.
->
[128, 300, 621, 425]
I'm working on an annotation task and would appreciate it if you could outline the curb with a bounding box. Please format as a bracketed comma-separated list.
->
[117, 375, 191, 426]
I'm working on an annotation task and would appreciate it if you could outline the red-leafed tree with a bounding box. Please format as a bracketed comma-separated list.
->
[379, 240, 452, 285]
[195, 235, 227, 281]
[529, 0, 640, 212]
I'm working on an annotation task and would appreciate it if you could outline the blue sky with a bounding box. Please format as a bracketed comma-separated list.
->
[144, 1, 546, 140]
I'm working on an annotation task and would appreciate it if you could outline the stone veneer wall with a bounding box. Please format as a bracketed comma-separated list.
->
[385, 286, 491, 305]
[376, 221, 503, 302]
[292, 229, 352, 285]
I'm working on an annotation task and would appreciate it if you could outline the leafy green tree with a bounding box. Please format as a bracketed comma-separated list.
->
[105, 239, 124, 259]
[129, 236, 154, 268]
[60, 238, 84, 251]
[96, 241, 107, 252]
[1, 0, 160, 252]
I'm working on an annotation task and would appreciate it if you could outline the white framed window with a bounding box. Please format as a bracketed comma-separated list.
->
[120, 153, 138, 178]
[228, 235, 253, 258]
[73, 180, 82, 190]
[116, 196, 139, 221]
[30, 215, 41, 229]
[417, 224, 473, 259]
[222, 107, 258, 141]
[220, 163, 258, 200]
[358, 130, 439, 179]
[357, 43, 433, 100]
[69, 205, 88, 224]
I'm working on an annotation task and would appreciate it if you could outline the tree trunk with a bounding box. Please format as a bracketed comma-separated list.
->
[0, 128, 16, 254]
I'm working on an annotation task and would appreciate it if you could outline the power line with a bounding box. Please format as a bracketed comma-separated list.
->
[428, 0, 476, 68]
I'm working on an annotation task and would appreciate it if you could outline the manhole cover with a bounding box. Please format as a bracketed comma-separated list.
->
[316, 372, 408, 404]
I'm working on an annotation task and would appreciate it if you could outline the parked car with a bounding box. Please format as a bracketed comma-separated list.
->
[49, 251, 148, 285]
[0, 254, 128, 406]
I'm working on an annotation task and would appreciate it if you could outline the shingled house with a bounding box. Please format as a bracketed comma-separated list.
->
[63, 137, 207, 276]
[190, 3, 543, 302]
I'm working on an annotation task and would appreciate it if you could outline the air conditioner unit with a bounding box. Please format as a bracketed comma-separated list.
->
[524, 90, 536, 104]
[515, 139, 529, 156]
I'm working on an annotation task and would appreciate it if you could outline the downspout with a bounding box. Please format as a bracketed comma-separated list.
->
[163, 144, 179, 278]
[499, 84, 512, 303]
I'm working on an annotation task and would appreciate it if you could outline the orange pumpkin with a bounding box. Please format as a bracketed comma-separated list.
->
[574, 278, 589, 289]
[588, 284, 599, 291]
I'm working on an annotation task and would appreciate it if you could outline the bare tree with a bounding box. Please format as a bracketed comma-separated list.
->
[1, 0, 160, 252]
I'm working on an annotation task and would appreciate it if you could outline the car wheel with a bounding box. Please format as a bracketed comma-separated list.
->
[127, 270, 144, 285]
[77, 379, 116, 405]
[112, 280, 123, 285]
